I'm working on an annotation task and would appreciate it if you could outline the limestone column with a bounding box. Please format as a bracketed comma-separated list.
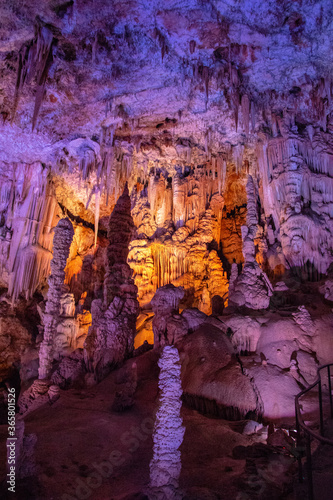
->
[148, 346, 185, 500]
[38, 217, 74, 380]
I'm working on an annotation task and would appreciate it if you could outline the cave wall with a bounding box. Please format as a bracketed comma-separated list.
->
[0, 0, 332, 312]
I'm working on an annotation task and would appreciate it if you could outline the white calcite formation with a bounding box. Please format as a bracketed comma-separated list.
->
[151, 284, 188, 349]
[0, 161, 58, 301]
[244, 363, 302, 422]
[174, 300, 333, 422]
[38, 291, 83, 356]
[149, 346, 185, 500]
[38, 217, 74, 380]
[84, 184, 139, 381]
[258, 137, 333, 277]
[229, 175, 273, 309]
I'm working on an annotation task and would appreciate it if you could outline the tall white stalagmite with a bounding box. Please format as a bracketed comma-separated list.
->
[38, 217, 74, 380]
[149, 346, 185, 500]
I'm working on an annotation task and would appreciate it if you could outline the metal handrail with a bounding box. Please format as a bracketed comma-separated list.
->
[295, 363, 333, 500]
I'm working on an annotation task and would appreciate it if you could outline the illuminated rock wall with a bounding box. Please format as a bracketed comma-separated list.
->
[0, 0, 332, 314]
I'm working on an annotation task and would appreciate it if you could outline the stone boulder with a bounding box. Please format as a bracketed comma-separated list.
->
[178, 324, 258, 419]
[245, 363, 301, 422]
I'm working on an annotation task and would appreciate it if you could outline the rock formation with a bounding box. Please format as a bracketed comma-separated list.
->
[148, 346, 185, 500]
[151, 284, 188, 349]
[0, 162, 59, 302]
[179, 323, 259, 420]
[38, 217, 74, 380]
[0, 1, 330, 315]
[0, 1, 333, 496]
[128, 166, 229, 313]
[84, 184, 139, 381]
[38, 291, 85, 356]
[229, 175, 273, 309]
[50, 349, 86, 390]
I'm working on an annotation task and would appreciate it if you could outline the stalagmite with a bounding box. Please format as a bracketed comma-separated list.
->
[229, 175, 273, 309]
[151, 285, 187, 349]
[84, 184, 139, 381]
[148, 346, 185, 500]
[38, 218, 74, 380]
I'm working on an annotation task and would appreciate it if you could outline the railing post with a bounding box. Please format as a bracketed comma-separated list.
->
[306, 433, 314, 500]
[295, 401, 303, 483]
[328, 365, 333, 419]
[318, 376, 324, 436]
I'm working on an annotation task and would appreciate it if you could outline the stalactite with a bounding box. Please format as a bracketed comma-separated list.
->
[151, 244, 188, 290]
[307, 125, 314, 142]
[233, 144, 244, 174]
[202, 65, 210, 99]
[265, 137, 333, 177]
[12, 18, 56, 129]
[250, 100, 256, 132]
[233, 92, 239, 131]
[241, 94, 250, 135]
[79, 144, 98, 181]
[216, 155, 227, 195]
[172, 174, 186, 226]
[4, 163, 58, 301]
[211, 156, 216, 180]
[153, 27, 169, 61]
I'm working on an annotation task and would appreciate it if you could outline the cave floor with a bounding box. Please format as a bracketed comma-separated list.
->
[0, 349, 310, 500]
